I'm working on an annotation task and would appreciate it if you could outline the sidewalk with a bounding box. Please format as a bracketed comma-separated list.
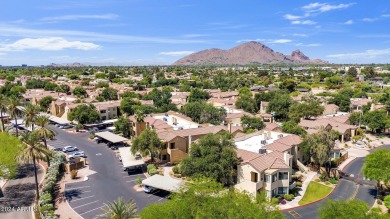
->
[280, 171, 317, 210]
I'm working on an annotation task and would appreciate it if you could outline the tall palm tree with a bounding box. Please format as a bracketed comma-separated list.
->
[98, 197, 137, 219]
[134, 109, 145, 122]
[34, 115, 54, 166]
[7, 97, 23, 137]
[18, 132, 51, 200]
[22, 103, 39, 131]
[0, 95, 7, 132]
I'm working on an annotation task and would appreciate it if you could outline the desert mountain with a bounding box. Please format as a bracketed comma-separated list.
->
[173, 41, 327, 65]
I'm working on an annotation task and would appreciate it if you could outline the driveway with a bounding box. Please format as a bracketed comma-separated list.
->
[283, 145, 390, 219]
[49, 126, 168, 219]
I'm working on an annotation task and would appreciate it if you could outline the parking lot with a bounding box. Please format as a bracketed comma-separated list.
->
[48, 127, 170, 219]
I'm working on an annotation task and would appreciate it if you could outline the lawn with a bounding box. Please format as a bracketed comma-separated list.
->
[298, 181, 333, 205]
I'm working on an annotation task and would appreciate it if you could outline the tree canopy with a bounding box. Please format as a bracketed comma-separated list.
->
[120, 97, 141, 115]
[188, 88, 210, 102]
[114, 114, 132, 138]
[363, 149, 390, 184]
[288, 98, 324, 122]
[267, 91, 293, 120]
[180, 132, 238, 185]
[181, 102, 226, 125]
[319, 199, 387, 219]
[0, 132, 23, 179]
[139, 179, 284, 219]
[67, 104, 101, 124]
[240, 115, 265, 133]
[100, 87, 119, 101]
[72, 86, 87, 97]
[329, 93, 351, 112]
[362, 110, 390, 133]
[282, 121, 306, 136]
[130, 128, 163, 163]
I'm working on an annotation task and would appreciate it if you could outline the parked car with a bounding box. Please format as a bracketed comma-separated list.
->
[69, 151, 86, 159]
[59, 124, 72, 129]
[110, 146, 118, 150]
[143, 185, 156, 193]
[62, 146, 78, 152]
[53, 147, 63, 151]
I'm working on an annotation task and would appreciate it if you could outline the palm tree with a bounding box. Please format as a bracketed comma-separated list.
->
[98, 197, 137, 219]
[134, 109, 145, 122]
[18, 132, 51, 200]
[0, 95, 7, 132]
[34, 115, 54, 166]
[7, 97, 23, 137]
[22, 103, 39, 131]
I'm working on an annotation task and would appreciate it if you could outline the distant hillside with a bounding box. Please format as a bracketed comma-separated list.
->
[173, 41, 327, 65]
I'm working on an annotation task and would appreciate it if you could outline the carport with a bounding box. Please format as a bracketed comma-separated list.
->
[43, 113, 70, 125]
[142, 175, 184, 192]
[118, 147, 145, 170]
[95, 131, 128, 144]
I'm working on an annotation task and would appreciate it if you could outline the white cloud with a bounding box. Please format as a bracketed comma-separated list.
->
[0, 24, 208, 44]
[271, 39, 292, 43]
[363, 18, 378, 22]
[0, 37, 100, 51]
[292, 34, 308, 37]
[283, 14, 302, 20]
[291, 20, 317, 25]
[296, 43, 321, 47]
[0, 52, 6, 55]
[327, 48, 390, 60]
[302, 2, 354, 13]
[159, 51, 194, 56]
[382, 14, 390, 18]
[344, 20, 354, 25]
[40, 14, 119, 21]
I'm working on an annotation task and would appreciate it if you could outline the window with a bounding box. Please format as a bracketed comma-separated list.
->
[279, 172, 288, 180]
[264, 175, 269, 183]
[251, 172, 258, 183]
[278, 187, 288, 195]
[272, 174, 277, 183]
[272, 188, 278, 197]
[162, 155, 167, 160]
[100, 110, 106, 113]
[170, 142, 175, 149]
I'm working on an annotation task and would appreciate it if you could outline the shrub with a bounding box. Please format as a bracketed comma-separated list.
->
[89, 135, 94, 139]
[70, 170, 78, 179]
[320, 174, 327, 182]
[284, 194, 294, 201]
[314, 179, 320, 182]
[296, 181, 302, 187]
[377, 199, 382, 205]
[173, 173, 182, 178]
[384, 195, 390, 209]
[289, 188, 299, 197]
[271, 197, 280, 205]
[172, 165, 181, 174]
[324, 181, 330, 185]
[329, 178, 338, 184]
[136, 176, 142, 186]
[147, 164, 158, 176]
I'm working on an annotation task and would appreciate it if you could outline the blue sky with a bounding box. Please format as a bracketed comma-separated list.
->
[0, 0, 390, 65]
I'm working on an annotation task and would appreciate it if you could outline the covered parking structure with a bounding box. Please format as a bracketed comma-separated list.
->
[41, 113, 71, 125]
[95, 131, 128, 144]
[142, 175, 184, 192]
[118, 147, 145, 170]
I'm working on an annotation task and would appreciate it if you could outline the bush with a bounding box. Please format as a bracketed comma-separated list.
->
[136, 176, 142, 186]
[296, 181, 302, 187]
[329, 178, 338, 184]
[377, 199, 382, 205]
[324, 181, 330, 185]
[172, 165, 181, 174]
[314, 179, 320, 182]
[320, 174, 327, 182]
[284, 194, 294, 201]
[384, 195, 390, 209]
[173, 173, 182, 178]
[289, 188, 299, 197]
[89, 135, 94, 139]
[147, 164, 158, 176]
[70, 170, 78, 179]
[271, 197, 280, 205]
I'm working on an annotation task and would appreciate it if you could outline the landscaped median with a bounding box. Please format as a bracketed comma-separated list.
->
[298, 181, 333, 205]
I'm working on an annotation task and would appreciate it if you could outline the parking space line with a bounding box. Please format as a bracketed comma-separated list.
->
[66, 186, 90, 190]
[288, 210, 302, 218]
[147, 191, 159, 198]
[73, 200, 100, 209]
[158, 198, 164, 201]
[79, 205, 105, 215]
[67, 195, 95, 202]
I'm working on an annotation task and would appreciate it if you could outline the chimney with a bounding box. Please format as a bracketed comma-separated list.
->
[228, 123, 232, 133]
[283, 152, 290, 166]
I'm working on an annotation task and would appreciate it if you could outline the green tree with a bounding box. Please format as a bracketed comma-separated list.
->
[73, 86, 87, 97]
[131, 128, 163, 163]
[279, 79, 297, 92]
[236, 87, 258, 113]
[43, 82, 58, 91]
[288, 98, 324, 122]
[363, 66, 376, 78]
[114, 114, 132, 138]
[139, 179, 284, 219]
[100, 87, 118, 101]
[68, 104, 101, 124]
[0, 95, 7, 131]
[39, 96, 55, 111]
[18, 132, 51, 200]
[349, 111, 362, 126]
[363, 149, 390, 191]
[329, 93, 351, 112]
[56, 84, 71, 94]
[0, 132, 23, 197]
[362, 110, 390, 133]
[300, 128, 338, 176]
[121, 91, 139, 99]
[120, 97, 141, 115]
[319, 199, 386, 219]
[98, 197, 137, 219]
[282, 121, 306, 136]
[95, 81, 109, 88]
[22, 103, 39, 131]
[347, 67, 358, 78]
[181, 102, 226, 125]
[267, 92, 293, 120]
[9, 86, 27, 97]
[240, 115, 265, 133]
[188, 88, 210, 102]
[7, 97, 23, 137]
[34, 115, 55, 166]
[180, 132, 238, 185]
[325, 76, 342, 89]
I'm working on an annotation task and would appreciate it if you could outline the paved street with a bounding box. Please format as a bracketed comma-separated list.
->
[49, 126, 168, 219]
[283, 145, 390, 219]
[0, 164, 44, 219]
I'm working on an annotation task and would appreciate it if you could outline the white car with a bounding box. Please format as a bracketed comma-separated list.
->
[62, 146, 78, 153]
[69, 151, 86, 159]
[59, 124, 72, 129]
[143, 185, 156, 193]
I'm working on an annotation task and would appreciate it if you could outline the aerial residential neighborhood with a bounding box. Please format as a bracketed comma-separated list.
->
[1, 1, 390, 219]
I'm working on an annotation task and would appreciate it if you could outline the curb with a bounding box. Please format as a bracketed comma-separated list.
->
[63, 181, 85, 219]
[281, 156, 359, 211]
